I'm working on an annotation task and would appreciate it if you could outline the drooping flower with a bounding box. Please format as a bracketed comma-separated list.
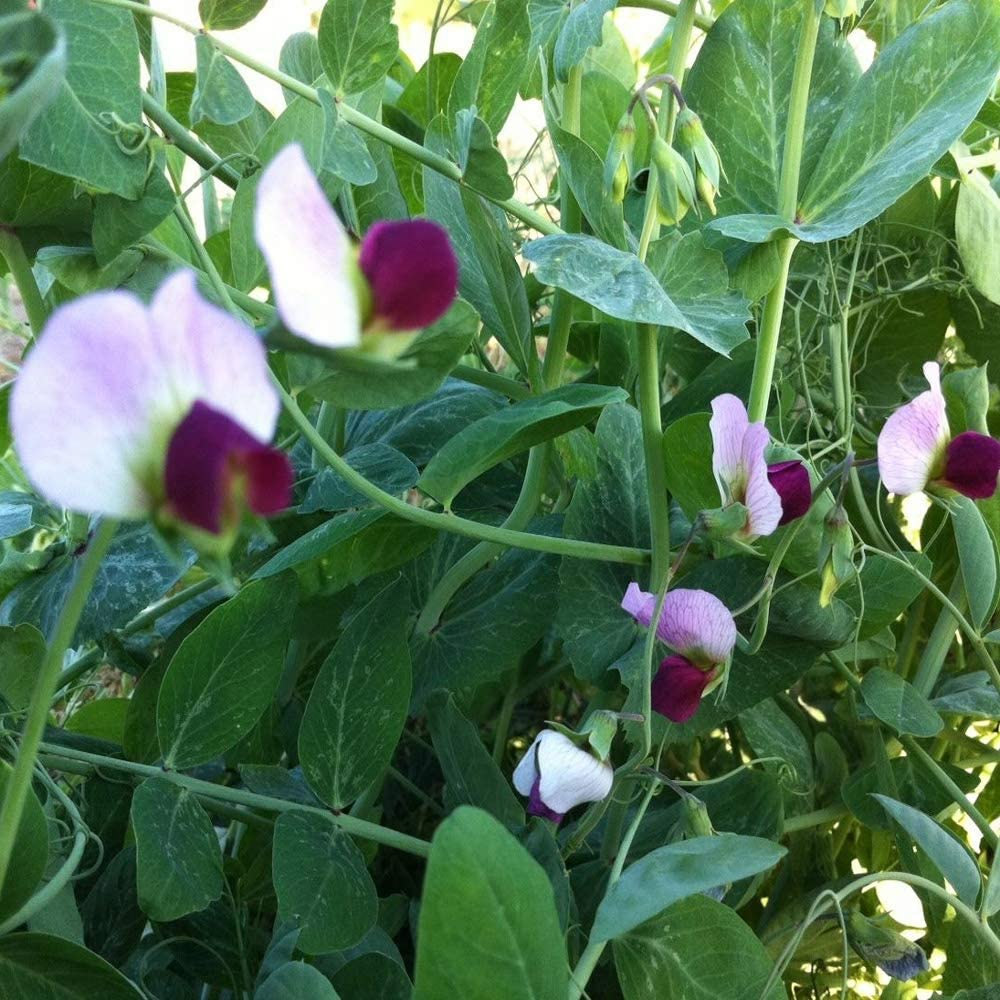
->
[512, 730, 613, 824]
[845, 910, 928, 982]
[877, 361, 1000, 500]
[11, 271, 291, 538]
[254, 143, 458, 349]
[621, 583, 737, 722]
[709, 393, 812, 538]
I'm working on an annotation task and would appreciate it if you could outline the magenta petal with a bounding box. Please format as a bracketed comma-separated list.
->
[528, 774, 564, 824]
[165, 401, 292, 534]
[651, 656, 715, 723]
[359, 219, 458, 331]
[767, 459, 812, 525]
[943, 431, 1000, 500]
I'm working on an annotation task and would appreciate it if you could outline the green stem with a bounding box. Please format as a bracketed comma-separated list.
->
[0, 519, 118, 897]
[620, 0, 713, 30]
[105, 1, 560, 236]
[567, 783, 657, 1000]
[636, 325, 670, 588]
[38, 742, 431, 858]
[746, 0, 822, 423]
[0, 225, 48, 336]
[450, 364, 531, 400]
[492, 678, 519, 766]
[277, 378, 650, 564]
[782, 804, 850, 834]
[911, 573, 964, 696]
[173, 205, 240, 316]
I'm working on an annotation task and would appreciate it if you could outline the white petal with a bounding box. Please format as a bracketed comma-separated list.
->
[254, 143, 360, 349]
[710, 393, 750, 503]
[148, 271, 279, 442]
[742, 422, 782, 538]
[877, 361, 950, 496]
[12, 291, 160, 517]
[535, 731, 613, 814]
[512, 734, 542, 796]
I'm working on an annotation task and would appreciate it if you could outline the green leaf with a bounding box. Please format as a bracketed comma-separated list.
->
[0, 10, 66, 162]
[553, 0, 616, 82]
[591, 834, 786, 942]
[198, 0, 268, 30]
[0, 759, 48, 924]
[130, 776, 223, 921]
[279, 32, 323, 104]
[255, 509, 387, 578]
[957, 168, 1000, 306]
[418, 384, 627, 506]
[413, 807, 567, 1000]
[426, 694, 524, 826]
[0, 933, 143, 999]
[556, 404, 650, 683]
[257, 962, 341, 1000]
[951, 495, 1000, 630]
[613, 895, 785, 1000]
[331, 953, 410, 1000]
[0, 622, 43, 711]
[300, 444, 418, 513]
[317, 88, 376, 185]
[272, 811, 378, 954]
[299, 579, 411, 810]
[92, 167, 175, 265]
[317, 0, 398, 97]
[191, 34, 254, 126]
[931, 671, 1000, 720]
[873, 793, 981, 906]
[839, 550, 930, 640]
[684, 0, 859, 219]
[860, 667, 944, 738]
[64, 698, 129, 745]
[454, 109, 513, 200]
[156, 576, 298, 769]
[20, 0, 146, 198]
[739, 699, 813, 795]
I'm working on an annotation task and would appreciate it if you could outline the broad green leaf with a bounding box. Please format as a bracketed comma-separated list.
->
[64, 698, 129, 745]
[34, 245, 143, 294]
[306, 298, 478, 410]
[255, 509, 387, 578]
[157, 576, 298, 769]
[553, 0, 616, 82]
[257, 962, 340, 1000]
[331, 953, 410, 1000]
[92, 168, 175, 265]
[317, 0, 398, 97]
[299, 579, 411, 810]
[317, 89, 376, 185]
[426, 694, 524, 826]
[0, 622, 43, 711]
[272, 811, 378, 954]
[418, 384, 627, 506]
[199, 0, 268, 30]
[300, 444, 418, 513]
[739, 698, 813, 795]
[413, 807, 567, 1000]
[0, 759, 48, 924]
[839, 550, 930, 640]
[79, 848, 144, 967]
[860, 667, 944, 738]
[0, 10, 66, 161]
[191, 34, 254, 126]
[20, 0, 146, 198]
[984, 852, 1000, 918]
[613, 895, 785, 1000]
[591, 834, 786, 942]
[931, 671, 1000, 720]
[454, 109, 513, 200]
[0, 933, 143, 999]
[131, 776, 223, 921]
[956, 168, 1000, 306]
[951, 494, 1000, 630]
[684, 0, 859, 218]
[279, 32, 323, 104]
[556, 404, 650, 683]
[873, 794, 981, 906]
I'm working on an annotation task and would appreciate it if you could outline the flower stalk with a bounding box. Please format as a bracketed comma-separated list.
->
[0, 225, 47, 337]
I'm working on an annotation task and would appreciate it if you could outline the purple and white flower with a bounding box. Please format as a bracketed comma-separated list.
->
[512, 729, 613, 823]
[621, 583, 737, 722]
[254, 143, 458, 349]
[709, 393, 812, 538]
[11, 271, 291, 537]
[877, 361, 1000, 500]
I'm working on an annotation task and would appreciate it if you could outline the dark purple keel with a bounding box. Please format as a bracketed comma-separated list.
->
[767, 459, 812, 526]
[527, 775, 564, 824]
[942, 430, 1000, 500]
[651, 655, 716, 723]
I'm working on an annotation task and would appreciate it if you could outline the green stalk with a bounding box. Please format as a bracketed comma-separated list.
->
[173, 205, 241, 317]
[451, 364, 531, 400]
[0, 225, 48, 336]
[38, 741, 431, 858]
[782, 803, 850, 834]
[101, 0, 560, 237]
[0, 519, 117, 897]
[746, 0, 823, 423]
[620, 0, 713, 30]
[911, 574, 964, 696]
[275, 381, 650, 565]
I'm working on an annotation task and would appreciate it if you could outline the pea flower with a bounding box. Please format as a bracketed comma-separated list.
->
[710, 393, 812, 539]
[621, 583, 737, 722]
[846, 910, 928, 982]
[11, 271, 291, 538]
[512, 730, 613, 824]
[675, 108, 723, 215]
[877, 361, 1000, 499]
[254, 143, 458, 350]
[650, 135, 697, 227]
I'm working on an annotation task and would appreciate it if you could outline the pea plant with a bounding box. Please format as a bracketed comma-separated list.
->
[0, 0, 999, 995]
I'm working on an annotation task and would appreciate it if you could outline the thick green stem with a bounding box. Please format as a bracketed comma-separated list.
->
[782, 803, 850, 834]
[0, 225, 48, 336]
[911, 574, 964, 696]
[451, 364, 531, 400]
[0, 519, 117, 897]
[746, 0, 822, 423]
[620, 0, 713, 29]
[636, 325, 671, 587]
[38, 741, 430, 858]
